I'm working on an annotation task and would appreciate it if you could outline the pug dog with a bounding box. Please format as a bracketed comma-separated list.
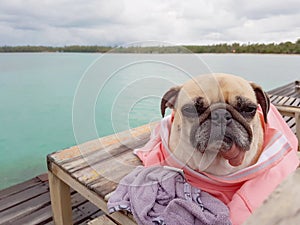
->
[160, 74, 270, 175]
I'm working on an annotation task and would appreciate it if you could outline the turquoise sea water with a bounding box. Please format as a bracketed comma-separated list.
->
[0, 53, 299, 190]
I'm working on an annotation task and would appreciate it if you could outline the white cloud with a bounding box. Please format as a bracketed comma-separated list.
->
[0, 0, 299, 46]
[231, 0, 300, 19]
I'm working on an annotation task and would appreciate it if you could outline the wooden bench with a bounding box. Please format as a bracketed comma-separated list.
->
[47, 123, 154, 225]
[47, 104, 300, 225]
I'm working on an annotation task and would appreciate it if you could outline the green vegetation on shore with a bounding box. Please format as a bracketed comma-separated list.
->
[1, 39, 299, 54]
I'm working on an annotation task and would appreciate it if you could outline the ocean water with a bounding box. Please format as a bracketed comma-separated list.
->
[0, 53, 299, 190]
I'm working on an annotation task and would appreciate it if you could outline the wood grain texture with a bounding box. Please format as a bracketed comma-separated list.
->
[49, 122, 156, 163]
[0, 174, 102, 225]
[48, 171, 73, 225]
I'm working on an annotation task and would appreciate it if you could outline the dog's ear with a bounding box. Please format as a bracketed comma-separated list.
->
[160, 86, 182, 117]
[250, 82, 270, 123]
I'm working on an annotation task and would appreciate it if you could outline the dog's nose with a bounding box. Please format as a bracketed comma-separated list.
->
[211, 109, 232, 125]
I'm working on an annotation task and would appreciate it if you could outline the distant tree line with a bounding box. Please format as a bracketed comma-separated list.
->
[184, 39, 300, 54]
[0, 39, 299, 54]
[0, 45, 112, 53]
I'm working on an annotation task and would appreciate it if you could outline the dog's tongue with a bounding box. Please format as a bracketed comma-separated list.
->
[198, 144, 245, 171]
[221, 144, 245, 166]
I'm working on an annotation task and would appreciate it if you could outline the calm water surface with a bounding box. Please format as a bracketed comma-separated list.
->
[0, 53, 299, 190]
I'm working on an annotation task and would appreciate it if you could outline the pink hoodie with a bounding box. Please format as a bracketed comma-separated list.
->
[134, 104, 299, 225]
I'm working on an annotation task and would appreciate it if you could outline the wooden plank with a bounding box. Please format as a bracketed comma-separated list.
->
[11, 204, 53, 225]
[37, 173, 49, 182]
[65, 131, 149, 165]
[269, 95, 280, 104]
[273, 96, 298, 107]
[90, 159, 142, 197]
[268, 81, 300, 100]
[73, 201, 102, 224]
[274, 104, 300, 146]
[293, 98, 300, 107]
[61, 151, 141, 199]
[0, 177, 42, 200]
[274, 105, 300, 117]
[49, 163, 137, 225]
[268, 94, 277, 101]
[284, 117, 295, 129]
[276, 96, 290, 105]
[73, 151, 141, 188]
[0, 174, 105, 225]
[92, 180, 118, 198]
[9, 192, 92, 225]
[270, 95, 285, 104]
[244, 168, 300, 224]
[267, 82, 294, 96]
[44, 205, 102, 225]
[88, 215, 117, 225]
[71, 192, 90, 208]
[0, 183, 49, 211]
[277, 84, 297, 97]
[62, 134, 148, 174]
[281, 97, 296, 108]
[0, 192, 50, 224]
[283, 88, 298, 98]
[49, 122, 155, 163]
[48, 171, 73, 225]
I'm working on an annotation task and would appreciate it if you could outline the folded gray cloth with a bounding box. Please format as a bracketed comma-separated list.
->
[107, 166, 231, 225]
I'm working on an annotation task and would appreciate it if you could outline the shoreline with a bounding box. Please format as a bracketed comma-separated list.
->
[1, 40, 299, 54]
[0, 52, 299, 56]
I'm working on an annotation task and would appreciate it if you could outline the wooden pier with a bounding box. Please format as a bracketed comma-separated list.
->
[0, 80, 299, 225]
[0, 174, 103, 225]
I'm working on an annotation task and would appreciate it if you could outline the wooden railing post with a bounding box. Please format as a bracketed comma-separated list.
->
[296, 112, 300, 150]
[48, 171, 73, 225]
[274, 104, 300, 150]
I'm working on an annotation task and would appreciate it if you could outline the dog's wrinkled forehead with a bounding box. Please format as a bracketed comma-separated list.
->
[177, 74, 256, 106]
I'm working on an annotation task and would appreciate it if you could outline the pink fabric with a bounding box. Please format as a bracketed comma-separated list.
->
[134, 104, 299, 225]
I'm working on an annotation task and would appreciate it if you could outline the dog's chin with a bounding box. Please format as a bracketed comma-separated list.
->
[192, 140, 247, 175]
[197, 136, 247, 165]
[215, 138, 246, 167]
[219, 143, 246, 167]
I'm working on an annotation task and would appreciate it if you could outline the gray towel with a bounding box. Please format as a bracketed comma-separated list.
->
[108, 166, 231, 225]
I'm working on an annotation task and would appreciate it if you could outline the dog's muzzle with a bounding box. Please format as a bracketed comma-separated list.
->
[190, 103, 253, 166]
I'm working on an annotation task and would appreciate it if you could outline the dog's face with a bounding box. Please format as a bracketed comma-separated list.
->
[161, 74, 270, 175]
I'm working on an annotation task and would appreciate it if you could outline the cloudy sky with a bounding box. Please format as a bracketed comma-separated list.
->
[0, 0, 299, 46]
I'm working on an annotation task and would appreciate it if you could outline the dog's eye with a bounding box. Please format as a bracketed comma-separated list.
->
[240, 105, 257, 117]
[181, 105, 199, 117]
[242, 105, 257, 113]
[235, 96, 257, 118]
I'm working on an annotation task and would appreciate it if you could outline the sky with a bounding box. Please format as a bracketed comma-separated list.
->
[0, 0, 299, 46]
